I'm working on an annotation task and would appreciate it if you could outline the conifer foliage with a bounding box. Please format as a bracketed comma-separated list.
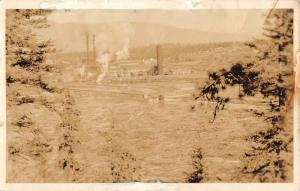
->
[6, 9, 55, 86]
[199, 9, 294, 182]
[200, 9, 293, 121]
[6, 10, 83, 182]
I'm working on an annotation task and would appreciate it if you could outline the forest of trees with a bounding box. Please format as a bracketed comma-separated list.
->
[129, 41, 246, 61]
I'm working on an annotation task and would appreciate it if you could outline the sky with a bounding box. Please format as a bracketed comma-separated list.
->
[48, 9, 269, 36]
[44, 10, 271, 53]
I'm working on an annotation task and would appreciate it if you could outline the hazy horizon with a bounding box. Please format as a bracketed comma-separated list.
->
[44, 10, 268, 53]
[48, 10, 268, 36]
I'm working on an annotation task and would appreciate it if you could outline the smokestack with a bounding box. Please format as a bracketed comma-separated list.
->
[93, 34, 96, 66]
[156, 45, 163, 75]
[86, 32, 89, 66]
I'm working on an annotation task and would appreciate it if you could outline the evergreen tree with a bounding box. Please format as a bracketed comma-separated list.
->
[200, 9, 293, 123]
[6, 10, 82, 182]
[199, 9, 293, 182]
[6, 9, 55, 87]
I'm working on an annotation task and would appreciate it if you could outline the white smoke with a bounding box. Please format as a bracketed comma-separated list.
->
[96, 51, 111, 84]
[96, 38, 131, 83]
[78, 65, 85, 78]
[116, 40, 130, 60]
[143, 58, 156, 65]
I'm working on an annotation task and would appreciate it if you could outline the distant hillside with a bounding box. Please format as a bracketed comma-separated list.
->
[41, 21, 256, 53]
[50, 40, 268, 63]
[128, 41, 251, 60]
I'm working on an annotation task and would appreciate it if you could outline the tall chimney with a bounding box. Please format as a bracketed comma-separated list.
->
[156, 45, 163, 75]
[92, 34, 96, 66]
[86, 32, 89, 66]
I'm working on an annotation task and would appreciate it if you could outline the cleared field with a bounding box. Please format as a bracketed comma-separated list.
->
[66, 78, 269, 182]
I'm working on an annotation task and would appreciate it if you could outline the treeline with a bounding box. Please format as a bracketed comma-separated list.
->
[128, 41, 262, 60]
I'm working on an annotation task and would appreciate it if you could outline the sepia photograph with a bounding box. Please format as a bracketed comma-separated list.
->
[4, 6, 296, 185]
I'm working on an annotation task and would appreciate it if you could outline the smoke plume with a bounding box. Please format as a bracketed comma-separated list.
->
[96, 51, 111, 84]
